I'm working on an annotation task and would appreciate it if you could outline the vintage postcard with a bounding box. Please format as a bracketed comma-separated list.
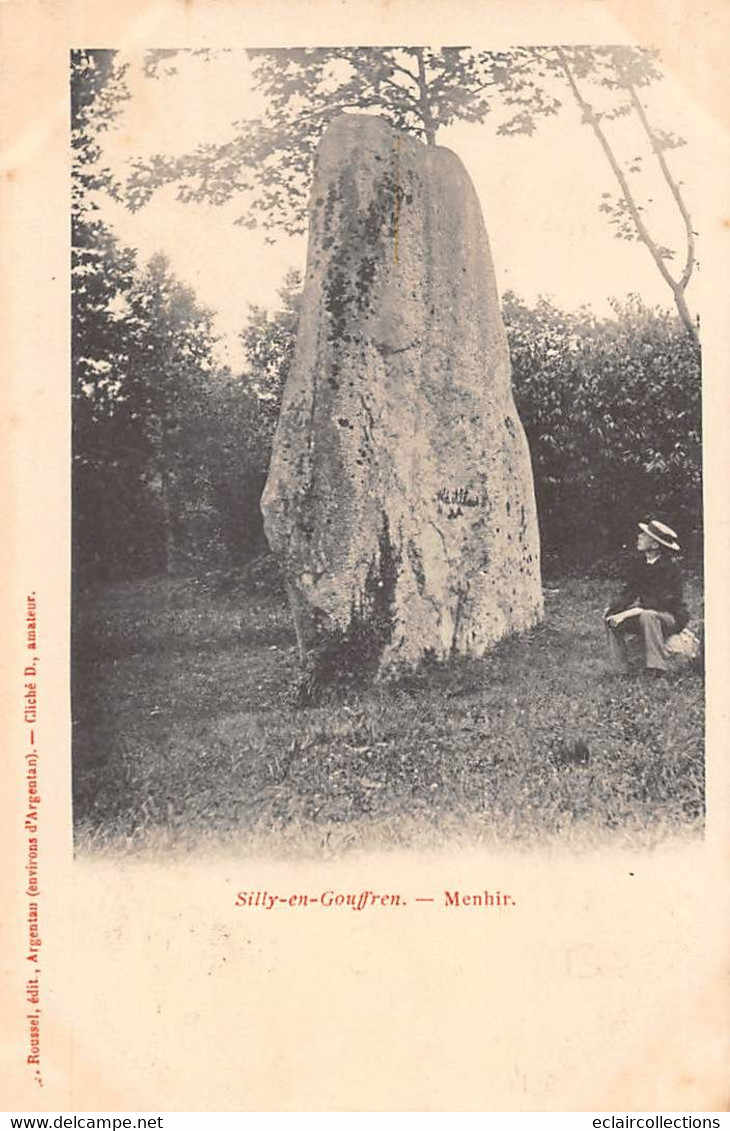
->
[2, 0, 729, 1113]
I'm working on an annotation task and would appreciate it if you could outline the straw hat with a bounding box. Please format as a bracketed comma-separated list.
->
[638, 519, 680, 552]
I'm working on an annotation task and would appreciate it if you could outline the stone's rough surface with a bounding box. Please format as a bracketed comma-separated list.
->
[261, 114, 543, 674]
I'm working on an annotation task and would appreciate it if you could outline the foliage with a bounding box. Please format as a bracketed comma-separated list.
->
[73, 232, 227, 580]
[194, 278, 704, 577]
[125, 44, 698, 340]
[511, 46, 698, 340]
[71, 48, 246, 583]
[124, 254, 225, 574]
[503, 291, 702, 565]
[73, 228, 701, 584]
[125, 45, 566, 233]
[202, 269, 303, 571]
[240, 268, 301, 409]
[72, 222, 300, 584]
[72, 49, 150, 579]
[71, 48, 130, 220]
[72, 48, 700, 585]
[72, 219, 154, 580]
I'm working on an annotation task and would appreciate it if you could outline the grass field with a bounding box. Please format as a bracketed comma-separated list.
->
[72, 573, 704, 857]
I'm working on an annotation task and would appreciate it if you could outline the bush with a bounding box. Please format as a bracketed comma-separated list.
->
[504, 292, 702, 567]
[75, 262, 702, 587]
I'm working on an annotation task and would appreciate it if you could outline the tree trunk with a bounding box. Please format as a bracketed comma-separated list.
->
[672, 285, 700, 350]
[414, 48, 437, 146]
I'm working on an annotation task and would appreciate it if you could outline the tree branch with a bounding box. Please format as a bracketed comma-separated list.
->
[626, 81, 696, 292]
[381, 53, 421, 87]
[378, 73, 421, 108]
[471, 46, 557, 94]
[555, 48, 698, 345]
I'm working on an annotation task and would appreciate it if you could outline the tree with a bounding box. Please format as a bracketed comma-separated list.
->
[125, 254, 224, 575]
[504, 291, 702, 564]
[72, 49, 157, 580]
[240, 267, 302, 407]
[71, 50, 137, 436]
[126, 45, 699, 342]
[72, 49, 232, 581]
[125, 46, 562, 234]
[73, 231, 225, 580]
[512, 46, 699, 345]
[224, 276, 703, 570]
[72, 220, 158, 581]
[195, 269, 303, 569]
[72, 48, 130, 222]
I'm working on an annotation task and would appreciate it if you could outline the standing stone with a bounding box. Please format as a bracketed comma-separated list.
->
[261, 114, 543, 676]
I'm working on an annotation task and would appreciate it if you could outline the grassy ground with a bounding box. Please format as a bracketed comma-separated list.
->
[72, 574, 704, 857]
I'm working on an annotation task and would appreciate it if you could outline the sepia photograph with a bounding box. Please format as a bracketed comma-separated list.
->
[71, 42, 704, 858]
[4, 1, 728, 1113]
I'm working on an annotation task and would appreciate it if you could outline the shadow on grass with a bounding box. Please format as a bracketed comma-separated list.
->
[72, 575, 705, 857]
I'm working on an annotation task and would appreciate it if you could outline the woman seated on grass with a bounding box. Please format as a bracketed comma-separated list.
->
[604, 518, 689, 675]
